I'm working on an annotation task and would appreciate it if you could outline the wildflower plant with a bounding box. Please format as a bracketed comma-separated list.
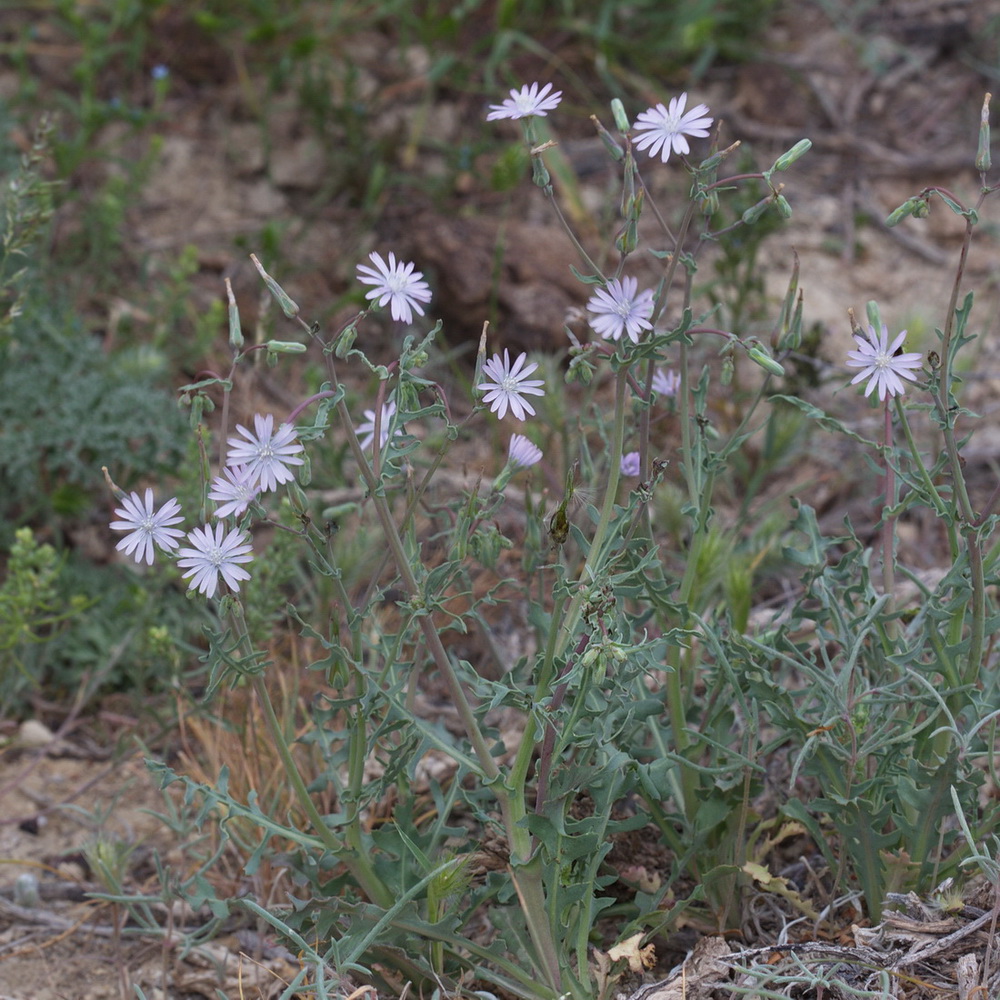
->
[109, 80, 1000, 1000]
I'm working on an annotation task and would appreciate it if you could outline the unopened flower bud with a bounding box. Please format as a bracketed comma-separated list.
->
[531, 156, 551, 189]
[591, 114, 625, 161]
[977, 93, 992, 173]
[265, 340, 307, 354]
[251, 254, 299, 318]
[721, 355, 734, 386]
[335, 323, 357, 358]
[615, 218, 639, 255]
[287, 479, 310, 513]
[225, 277, 243, 348]
[567, 354, 595, 385]
[611, 98, 630, 133]
[775, 194, 792, 218]
[741, 199, 769, 226]
[747, 345, 785, 377]
[771, 138, 812, 172]
[885, 198, 918, 227]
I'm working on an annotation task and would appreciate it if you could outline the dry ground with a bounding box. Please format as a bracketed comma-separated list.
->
[2, 1, 1000, 997]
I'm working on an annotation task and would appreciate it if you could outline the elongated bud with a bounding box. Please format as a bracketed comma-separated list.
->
[102, 466, 126, 501]
[775, 194, 792, 219]
[747, 345, 785, 377]
[287, 479, 310, 514]
[886, 197, 918, 227]
[771, 138, 812, 172]
[779, 290, 804, 351]
[977, 93, 992, 173]
[615, 217, 639, 255]
[865, 300, 882, 331]
[741, 199, 770, 225]
[698, 141, 740, 172]
[591, 114, 625, 161]
[335, 322, 357, 358]
[611, 98, 630, 133]
[474, 321, 489, 393]
[225, 277, 243, 348]
[721, 355, 734, 386]
[530, 150, 551, 188]
[250, 254, 299, 318]
[264, 340, 306, 353]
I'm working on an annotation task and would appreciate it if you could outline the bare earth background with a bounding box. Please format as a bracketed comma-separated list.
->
[1, 1, 1000, 997]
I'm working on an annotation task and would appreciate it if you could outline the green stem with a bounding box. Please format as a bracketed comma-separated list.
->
[248, 671, 391, 907]
[881, 399, 898, 634]
[893, 396, 957, 558]
[321, 349, 564, 993]
[548, 368, 629, 668]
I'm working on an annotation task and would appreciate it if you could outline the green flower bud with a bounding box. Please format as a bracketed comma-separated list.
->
[225, 277, 243, 348]
[531, 156, 551, 189]
[741, 200, 769, 225]
[286, 479, 310, 514]
[251, 254, 299, 318]
[264, 340, 307, 353]
[977, 92, 991, 173]
[885, 198, 917, 227]
[721, 355, 735, 386]
[747, 345, 785, 377]
[591, 114, 625, 161]
[611, 98, 630, 133]
[335, 323, 357, 358]
[568, 354, 595, 385]
[771, 138, 812, 171]
[615, 218, 639, 255]
[775, 194, 793, 219]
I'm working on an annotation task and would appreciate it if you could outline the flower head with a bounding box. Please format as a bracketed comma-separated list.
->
[508, 433, 543, 469]
[652, 367, 681, 398]
[620, 452, 641, 477]
[356, 251, 432, 325]
[477, 349, 546, 420]
[226, 413, 304, 493]
[176, 523, 254, 598]
[208, 465, 259, 519]
[110, 489, 184, 565]
[633, 93, 713, 164]
[486, 82, 562, 121]
[355, 400, 401, 452]
[846, 323, 923, 401]
[587, 276, 655, 344]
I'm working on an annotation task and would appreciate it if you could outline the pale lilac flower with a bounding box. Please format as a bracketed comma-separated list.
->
[633, 93, 713, 164]
[208, 465, 259, 519]
[587, 277, 655, 344]
[477, 349, 546, 420]
[508, 433, 542, 469]
[620, 452, 641, 477]
[356, 251, 432, 325]
[110, 489, 184, 566]
[226, 413, 304, 493]
[176, 523, 254, 598]
[355, 401, 400, 451]
[846, 323, 923, 401]
[652, 367, 680, 398]
[486, 82, 562, 121]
